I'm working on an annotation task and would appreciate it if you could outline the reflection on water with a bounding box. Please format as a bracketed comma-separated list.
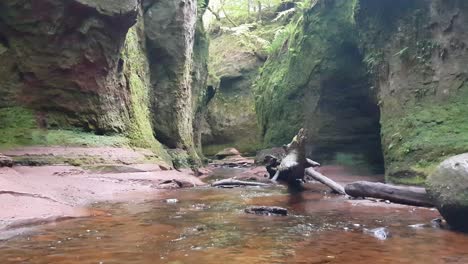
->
[1, 177, 468, 263]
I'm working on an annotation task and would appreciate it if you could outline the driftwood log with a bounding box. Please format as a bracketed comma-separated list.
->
[305, 168, 346, 195]
[270, 129, 320, 185]
[262, 128, 435, 208]
[345, 181, 434, 207]
[212, 179, 270, 187]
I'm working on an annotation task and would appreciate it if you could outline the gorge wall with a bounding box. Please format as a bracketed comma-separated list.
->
[0, 0, 210, 166]
[201, 29, 263, 156]
[255, 0, 468, 183]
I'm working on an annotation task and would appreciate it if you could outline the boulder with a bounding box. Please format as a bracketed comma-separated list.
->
[215, 148, 241, 159]
[0, 154, 13, 167]
[426, 154, 468, 232]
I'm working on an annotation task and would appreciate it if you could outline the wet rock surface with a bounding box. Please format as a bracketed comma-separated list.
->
[427, 154, 468, 232]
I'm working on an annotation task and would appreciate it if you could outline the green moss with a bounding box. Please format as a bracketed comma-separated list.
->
[382, 88, 468, 181]
[0, 107, 128, 148]
[388, 175, 427, 186]
[120, 18, 172, 164]
[0, 107, 134, 150]
[0, 107, 37, 147]
[12, 155, 107, 167]
[255, 0, 359, 147]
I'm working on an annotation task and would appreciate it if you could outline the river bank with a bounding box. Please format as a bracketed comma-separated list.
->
[0, 147, 204, 237]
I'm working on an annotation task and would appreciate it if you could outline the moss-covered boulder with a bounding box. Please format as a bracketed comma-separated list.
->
[427, 154, 468, 232]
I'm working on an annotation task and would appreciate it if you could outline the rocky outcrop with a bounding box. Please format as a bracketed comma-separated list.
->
[0, 0, 210, 166]
[254, 0, 468, 183]
[0, 0, 139, 133]
[427, 154, 468, 232]
[144, 0, 195, 151]
[202, 31, 262, 156]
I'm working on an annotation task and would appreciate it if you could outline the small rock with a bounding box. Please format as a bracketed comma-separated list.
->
[245, 206, 288, 216]
[166, 199, 179, 204]
[363, 227, 391, 240]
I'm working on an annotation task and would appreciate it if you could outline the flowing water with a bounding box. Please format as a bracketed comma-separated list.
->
[1, 168, 468, 264]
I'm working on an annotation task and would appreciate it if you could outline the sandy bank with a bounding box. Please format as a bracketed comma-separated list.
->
[0, 147, 205, 236]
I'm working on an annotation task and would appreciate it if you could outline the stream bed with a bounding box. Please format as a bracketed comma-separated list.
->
[1, 168, 468, 264]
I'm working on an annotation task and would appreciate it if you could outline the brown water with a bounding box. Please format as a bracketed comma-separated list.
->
[1, 170, 468, 264]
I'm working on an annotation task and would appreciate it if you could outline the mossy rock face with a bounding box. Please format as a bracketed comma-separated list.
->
[0, 0, 139, 133]
[202, 31, 262, 156]
[427, 154, 468, 232]
[356, 0, 468, 181]
[144, 0, 210, 164]
[254, 0, 468, 182]
[255, 0, 383, 171]
[0, 1, 209, 166]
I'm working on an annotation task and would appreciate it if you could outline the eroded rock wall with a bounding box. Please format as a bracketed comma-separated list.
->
[0, 0, 209, 165]
[356, 0, 468, 182]
[254, 0, 468, 183]
[202, 33, 262, 156]
[0, 0, 139, 132]
[144, 0, 210, 163]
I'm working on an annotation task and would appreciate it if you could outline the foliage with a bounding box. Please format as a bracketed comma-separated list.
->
[219, 0, 284, 21]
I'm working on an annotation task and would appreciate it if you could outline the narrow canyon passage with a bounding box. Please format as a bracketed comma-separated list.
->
[310, 58, 385, 174]
[1, 0, 468, 262]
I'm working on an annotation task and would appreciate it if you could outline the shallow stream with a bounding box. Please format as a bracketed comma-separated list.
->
[1, 168, 468, 264]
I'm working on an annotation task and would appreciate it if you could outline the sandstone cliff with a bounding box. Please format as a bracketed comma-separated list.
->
[0, 0, 210, 166]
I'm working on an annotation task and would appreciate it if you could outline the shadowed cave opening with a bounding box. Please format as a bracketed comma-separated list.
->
[309, 45, 385, 174]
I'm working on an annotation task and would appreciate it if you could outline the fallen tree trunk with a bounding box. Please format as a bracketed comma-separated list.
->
[270, 128, 309, 185]
[305, 168, 346, 195]
[345, 181, 434, 207]
[212, 179, 270, 187]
